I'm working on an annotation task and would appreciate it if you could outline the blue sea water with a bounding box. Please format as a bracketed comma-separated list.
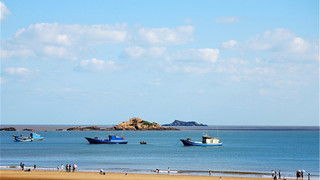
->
[0, 130, 319, 177]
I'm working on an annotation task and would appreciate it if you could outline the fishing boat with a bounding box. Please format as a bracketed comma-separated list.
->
[13, 133, 44, 142]
[140, 141, 147, 144]
[85, 135, 128, 144]
[180, 135, 222, 146]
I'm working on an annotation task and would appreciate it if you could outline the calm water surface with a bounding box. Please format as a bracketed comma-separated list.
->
[0, 130, 319, 177]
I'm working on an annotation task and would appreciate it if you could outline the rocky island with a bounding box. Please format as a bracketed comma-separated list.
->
[0, 127, 16, 131]
[65, 118, 179, 131]
[66, 126, 106, 131]
[163, 120, 208, 126]
[110, 117, 179, 131]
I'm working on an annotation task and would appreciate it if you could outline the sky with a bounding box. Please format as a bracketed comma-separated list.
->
[0, 0, 319, 126]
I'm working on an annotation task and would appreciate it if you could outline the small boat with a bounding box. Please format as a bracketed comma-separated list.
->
[85, 135, 128, 144]
[140, 141, 147, 144]
[180, 135, 222, 146]
[13, 135, 32, 142]
[13, 133, 44, 142]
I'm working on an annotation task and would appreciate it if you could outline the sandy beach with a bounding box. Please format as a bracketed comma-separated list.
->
[0, 170, 271, 180]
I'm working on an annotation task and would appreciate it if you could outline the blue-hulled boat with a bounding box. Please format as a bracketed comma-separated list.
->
[180, 135, 222, 146]
[85, 135, 128, 144]
[13, 133, 44, 142]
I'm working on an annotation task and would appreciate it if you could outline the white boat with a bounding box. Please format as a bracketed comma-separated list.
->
[180, 135, 222, 146]
[13, 133, 44, 142]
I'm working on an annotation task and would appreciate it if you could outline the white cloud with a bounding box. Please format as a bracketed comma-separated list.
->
[79, 58, 117, 72]
[138, 25, 194, 45]
[215, 16, 239, 23]
[1, 49, 35, 59]
[196, 48, 219, 63]
[0, 2, 10, 21]
[227, 29, 317, 62]
[166, 64, 211, 74]
[56, 34, 71, 45]
[4, 67, 33, 76]
[290, 37, 309, 53]
[123, 47, 220, 74]
[2, 23, 128, 59]
[246, 29, 310, 53]
[222, 40, 238, 48]
[18, 23, 128, 45]
[42, 46, 69, 58]
[148, 47, 167, 57]
[171, 48, 220, 63]
[165, 49, 220, 73]
[123, 46, 219, 71]
[124, 46, 220, 66]
[124, 46, 146, 58]
[124, 46, 166, 59]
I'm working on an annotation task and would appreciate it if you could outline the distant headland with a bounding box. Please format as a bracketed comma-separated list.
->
[163, 120, 208, 126]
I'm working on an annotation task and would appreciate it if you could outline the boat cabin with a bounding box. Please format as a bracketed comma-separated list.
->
[30, 133, 43, 139]
[202, 135, 220, 144]
[108, 135, 125, 140]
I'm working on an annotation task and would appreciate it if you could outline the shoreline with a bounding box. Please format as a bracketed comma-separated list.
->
[0, 169, 273, 180]
[0, 166, 271, 176]
[2, 166, 315, 179]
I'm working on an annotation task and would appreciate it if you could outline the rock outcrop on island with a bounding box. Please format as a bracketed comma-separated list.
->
[163, 120, 208, 126]
[0, 127, 16, 131]
[66, 126, 104, 131]
[110, 117, 179, 131]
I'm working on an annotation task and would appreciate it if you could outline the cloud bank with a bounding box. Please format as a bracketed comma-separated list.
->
[1, 23, 196, 60]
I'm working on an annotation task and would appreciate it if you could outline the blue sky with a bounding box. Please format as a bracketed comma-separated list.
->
[1, 0, 319, 125]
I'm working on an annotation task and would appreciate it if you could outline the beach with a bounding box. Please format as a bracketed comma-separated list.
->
[0, 170, 270, 180]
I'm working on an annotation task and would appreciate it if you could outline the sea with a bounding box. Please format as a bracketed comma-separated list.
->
[0, 128, 319, 178]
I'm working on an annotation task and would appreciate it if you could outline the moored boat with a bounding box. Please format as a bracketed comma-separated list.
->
[180, 135, 222, 146]
[85, 135, 128, 144]
[13, 133, 44, 142]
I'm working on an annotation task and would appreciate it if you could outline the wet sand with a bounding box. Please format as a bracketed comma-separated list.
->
[0, 170, 270, 180]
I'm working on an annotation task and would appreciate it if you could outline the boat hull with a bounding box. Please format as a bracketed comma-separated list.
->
[14, 137, 32, 142]
[13, 135, 44, 142]
[85, 137, 128, 144]
[180, 139, 222, 146]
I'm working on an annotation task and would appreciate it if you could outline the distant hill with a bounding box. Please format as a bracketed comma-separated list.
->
[163, 120, 208, 126]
